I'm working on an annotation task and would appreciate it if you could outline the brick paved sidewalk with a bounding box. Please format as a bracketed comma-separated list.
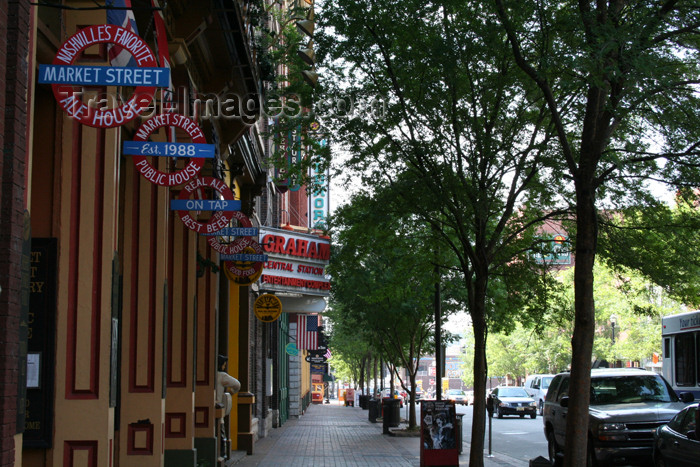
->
[231, 401, 529, 467]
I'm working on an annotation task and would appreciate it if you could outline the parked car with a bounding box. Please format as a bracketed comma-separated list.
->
[445, 389, 469, 405]
[524, 374, 555, 415]
[487, 386, 537, 419]
[543, 368, 694, 467]
[653, 403, 699, 467]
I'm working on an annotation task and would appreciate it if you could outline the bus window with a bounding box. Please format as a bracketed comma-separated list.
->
[697, 333, 700, 386]
[674, 333, 696, 386]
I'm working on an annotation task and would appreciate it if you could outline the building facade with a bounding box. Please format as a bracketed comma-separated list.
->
[0, 1, 326, 466]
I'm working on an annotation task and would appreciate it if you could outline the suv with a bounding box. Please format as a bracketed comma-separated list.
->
[524, 374, 555, 415]
[543, 368, 693, 466]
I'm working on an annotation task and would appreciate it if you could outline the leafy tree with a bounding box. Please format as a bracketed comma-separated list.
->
[318, 2, 567, 462]
[327, 190, 439, 428]
[493, 2, 700, 464]
[325, 305, 373, 389]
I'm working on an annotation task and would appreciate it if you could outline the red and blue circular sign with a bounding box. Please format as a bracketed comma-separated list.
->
[50, 25, 157, 128]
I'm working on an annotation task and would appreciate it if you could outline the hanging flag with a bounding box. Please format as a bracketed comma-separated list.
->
[106, 0, 140, 67]
[324, 348, 332, 360]
[151, 0, 177, 142]
[297, 315, 318, 350]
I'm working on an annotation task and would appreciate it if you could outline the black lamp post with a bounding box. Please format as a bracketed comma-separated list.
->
[610, 314, 618, 368]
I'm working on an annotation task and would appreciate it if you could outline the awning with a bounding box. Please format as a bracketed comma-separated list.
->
[278, 295, 327, 313]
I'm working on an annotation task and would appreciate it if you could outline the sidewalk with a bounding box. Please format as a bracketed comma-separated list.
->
[232, 401, 529, 467]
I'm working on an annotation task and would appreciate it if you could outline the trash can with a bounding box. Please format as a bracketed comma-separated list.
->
[359, 395, 369, 409]
[368, 398, 379, 423]
[455, 413, 464, 453]
[382, 398, 401, 430]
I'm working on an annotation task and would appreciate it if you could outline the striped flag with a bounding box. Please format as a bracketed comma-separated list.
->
[106, 0, 139, 67]
[151, 0, 177, 142]
[324, 348, 332, 360]
[297, 315, 318, 350]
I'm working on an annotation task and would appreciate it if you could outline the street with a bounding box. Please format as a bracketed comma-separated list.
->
[407, 402, 549, 463]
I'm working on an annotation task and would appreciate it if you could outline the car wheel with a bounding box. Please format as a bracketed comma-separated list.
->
[497, 407, 503, 419]
[547, 429, 562, 467]
[520, 414, 525, 418]
[654, 452, 666, 467]
[530, 413, 536, 419]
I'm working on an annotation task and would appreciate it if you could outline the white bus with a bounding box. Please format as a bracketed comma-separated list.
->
[661, 310, 700, 399]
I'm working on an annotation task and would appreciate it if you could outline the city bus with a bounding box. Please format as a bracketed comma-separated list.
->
[661, 310, 700, 399]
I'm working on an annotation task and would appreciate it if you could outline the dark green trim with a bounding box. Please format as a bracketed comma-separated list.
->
[194, 438, 217, 467]
[164, 449, 196, 467]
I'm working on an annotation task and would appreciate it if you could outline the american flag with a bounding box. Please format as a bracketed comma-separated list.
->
[324, 348, 332, 360]
[297, 315, 318, 350]
[106, 0, 139, 67]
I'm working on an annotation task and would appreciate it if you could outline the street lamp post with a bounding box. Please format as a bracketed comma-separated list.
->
[610, 314, 618, 368]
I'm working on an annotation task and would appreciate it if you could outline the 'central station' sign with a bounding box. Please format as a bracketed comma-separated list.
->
[258, 228, 331, 296]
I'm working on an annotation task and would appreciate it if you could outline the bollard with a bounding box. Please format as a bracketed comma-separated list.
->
[487, 414, 494, 458]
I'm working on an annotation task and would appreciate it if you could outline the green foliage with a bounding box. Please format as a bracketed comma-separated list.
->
[257, 3, 331, 194]
[327, 189, 438, 363]
[598, 197, 700, 308]
[326, 188, 445, 427]
[492, 1, 700, 460]
[320, 0, 699, 462]
[459, 262, 684, 381]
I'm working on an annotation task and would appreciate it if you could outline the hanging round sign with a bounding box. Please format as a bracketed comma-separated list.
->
[223, 263, 263, 286]
[206, 211, 256, 253]
[49, 25, 158, 128]
[254, 294, 283, 322]
[285, 343, 299, 356]
[175, 177, 235, 234]
[221, 242, 265, 278]
[131, 113, 206, 186]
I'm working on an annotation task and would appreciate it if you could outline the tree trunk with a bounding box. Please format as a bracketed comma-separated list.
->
[367, 354, 371, 396]
[564, 181, 598, 467]
[408, 372, 417, 429]
[359, 357, 366, 397]
[389, 363, 395, 399]
[468, 274, 489, 467]
[373, 356, 378, 397]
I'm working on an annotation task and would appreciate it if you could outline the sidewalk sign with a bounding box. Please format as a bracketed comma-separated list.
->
[344, 388, 355, 407]
[420, 400, 458, 466]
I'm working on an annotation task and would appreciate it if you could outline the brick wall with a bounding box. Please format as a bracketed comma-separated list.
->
[0, 1, 30, 465]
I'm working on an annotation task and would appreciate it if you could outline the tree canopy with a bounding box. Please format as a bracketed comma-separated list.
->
[318, 1, 700, 465]
[493, 2, 700, 464]
[326, 188, 442, 428]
